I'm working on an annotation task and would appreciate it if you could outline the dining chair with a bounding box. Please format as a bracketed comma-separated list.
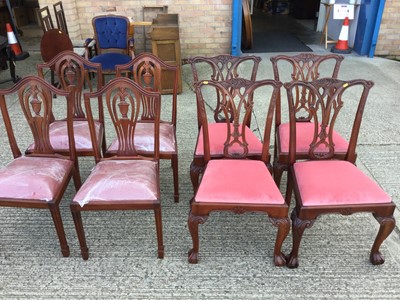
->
[70, 77, 164, 260]
[86, 15, 135, 79]
[35, 50, 106, 163]
[270, 53, 344, 187]
[188, 77, 290, 265]
[187, 54, 262, 192]
[115, 52, 179, 202]
[284, 78, 396, 268]
[0, 76, 81, 257]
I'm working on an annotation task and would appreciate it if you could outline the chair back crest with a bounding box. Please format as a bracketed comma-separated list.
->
[284, 78, 374, 162]
[84, 77, 161, 159]
[189, 55, 261, 124]
[194, 77, 281, 161]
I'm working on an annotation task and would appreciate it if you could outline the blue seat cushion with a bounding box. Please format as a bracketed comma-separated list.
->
[90, 53, 131, 72]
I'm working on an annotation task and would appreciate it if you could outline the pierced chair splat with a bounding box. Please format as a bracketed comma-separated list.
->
[188, 78, 290, 265]
[0, 76, 81, 257]
[35, 50, 106, 163]
[270, 53, 344, 187]
[283, 78, 396, 268]
[70, 77, 164, 260]
[115, 52, 180, 202]
[187, 54, 262, 192]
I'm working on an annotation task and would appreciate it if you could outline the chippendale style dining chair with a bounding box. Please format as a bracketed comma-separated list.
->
[188, 54, 262, 192]
[284, 78, 396, 268]
[115, 52, 180, 202]
[70, 77, 164, 260]
[35, 50, 106, 165]
[188, 78, 290, 265]
[270, 53, 344, 187]
[0, 76, 81, 257]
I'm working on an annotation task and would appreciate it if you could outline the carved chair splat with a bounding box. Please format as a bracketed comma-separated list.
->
[270, 53, 344, 187]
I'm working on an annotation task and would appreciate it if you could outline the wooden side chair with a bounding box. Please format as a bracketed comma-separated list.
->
[270, 53, 344, 187]
[115, 52, 179, 202]
[35, 50, 106, 163]
[188, 78, 290, 265]
[0, 76, 81, 257]
[70, 77, 164, 260]
[187, 54, 262, 192]
[284, 78, 396, 268]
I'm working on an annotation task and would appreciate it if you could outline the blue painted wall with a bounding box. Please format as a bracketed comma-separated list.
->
[353, 0, 386, 56]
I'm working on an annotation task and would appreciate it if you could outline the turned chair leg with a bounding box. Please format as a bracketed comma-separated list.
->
[370, 214, 396, 265]
[71, 209, 89, 260]
[154, 206, 165, 259]
[49, 205, 70, 257]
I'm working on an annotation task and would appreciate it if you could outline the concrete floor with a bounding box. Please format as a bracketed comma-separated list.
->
[0, 9, 400, 300]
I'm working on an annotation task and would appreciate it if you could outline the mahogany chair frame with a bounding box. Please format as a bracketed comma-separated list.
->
[270, 53, 344, 187]
[188, 54, 262, 192]
[284, 78, 396, 268]
[0, 76, 81, 257]
[115, 52, 180, 202]
[36, 50, 106, 161]
[70, 77, 164, 260]
[188, 78, 290, 265]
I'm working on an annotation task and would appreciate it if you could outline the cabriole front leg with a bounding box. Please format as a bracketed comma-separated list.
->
[287, 210, 315, 268]
[370, 214, 395, 265]
[188, 211, 208, 264]
[270, 217, 290, 266]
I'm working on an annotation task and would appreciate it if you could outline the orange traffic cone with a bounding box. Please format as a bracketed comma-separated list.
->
[331, 17, 352, 54]
[6, 23, 22, 55]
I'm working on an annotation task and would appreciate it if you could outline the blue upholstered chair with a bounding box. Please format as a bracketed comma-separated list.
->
[86, 15, 135, 76]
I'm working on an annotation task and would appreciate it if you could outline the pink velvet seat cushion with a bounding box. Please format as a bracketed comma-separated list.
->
[195, 123, 263, 156]
[278, 122, 349, 154]
[0, 156, 73, 201]
[294, 160, 392, 206]
[195, 160, 284, 204]
[73, 160, 159, 207]
[107, 122, 176, 154]
[27, 120, 103, 152]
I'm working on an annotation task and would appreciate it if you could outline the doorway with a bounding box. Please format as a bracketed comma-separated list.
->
[240, 0, 322, 54]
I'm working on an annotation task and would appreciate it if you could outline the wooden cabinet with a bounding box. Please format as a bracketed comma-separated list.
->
[150, 14, 182, 94]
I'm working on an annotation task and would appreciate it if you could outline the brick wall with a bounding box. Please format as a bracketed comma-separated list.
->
[375, 0, 400, 57]
[37, 0, 233, 58]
